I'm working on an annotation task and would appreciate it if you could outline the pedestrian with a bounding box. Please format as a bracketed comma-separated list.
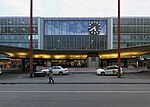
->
[48, 69, 54, 84]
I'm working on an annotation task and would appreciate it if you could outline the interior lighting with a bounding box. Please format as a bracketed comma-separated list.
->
[54, 55, 66, 59]
[100, 52, 141, 59]
[121, 52, 139, 56]
[43, 55, 51, 59]
[69, 55, 87, 59]
[17, 52, 28, 56]
[100, 54, 118, 59]
[131, 56, 137, 58]
[34, 54, 51, 59]
[5, 52, 14, 57]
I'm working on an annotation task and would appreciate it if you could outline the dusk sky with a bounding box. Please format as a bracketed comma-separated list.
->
[0, 0, 150, 17]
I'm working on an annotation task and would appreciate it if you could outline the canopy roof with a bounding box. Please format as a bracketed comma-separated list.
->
[0, 45, 150, 59]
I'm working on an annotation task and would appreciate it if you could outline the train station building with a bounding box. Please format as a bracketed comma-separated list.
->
[0, 17, 150, 69]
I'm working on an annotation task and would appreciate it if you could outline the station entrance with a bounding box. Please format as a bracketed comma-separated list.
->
[50, 59, 87, 68]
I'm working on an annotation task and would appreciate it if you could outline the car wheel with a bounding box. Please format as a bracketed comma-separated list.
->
[59, 72, 63, 75]
[101, 72, 105, 76]
[43, 71, 47, 75]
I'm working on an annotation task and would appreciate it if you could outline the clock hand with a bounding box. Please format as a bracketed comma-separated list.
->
[89, 26, 96, 31]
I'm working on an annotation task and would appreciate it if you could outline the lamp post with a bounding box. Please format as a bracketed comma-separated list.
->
[118, 0, 121, 78]
[30, 0, 33, 77]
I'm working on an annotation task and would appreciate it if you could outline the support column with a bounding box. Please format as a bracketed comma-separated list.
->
[87, 53, 100, 68]
[124, 58, 128, 68]
[100, 59, 104, 68]
[22, 58, 25, 71]
[87, 57, 99, 68]
[47, 61, 51, 67]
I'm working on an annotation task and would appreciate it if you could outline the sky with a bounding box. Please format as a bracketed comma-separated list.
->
[0, 0, 150, 17]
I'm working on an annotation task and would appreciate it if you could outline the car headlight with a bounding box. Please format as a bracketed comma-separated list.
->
[96, 70, 101, 74]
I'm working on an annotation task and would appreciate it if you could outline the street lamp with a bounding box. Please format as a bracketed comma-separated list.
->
[30, 0, 33, 77]
[118, 0, 121, 78]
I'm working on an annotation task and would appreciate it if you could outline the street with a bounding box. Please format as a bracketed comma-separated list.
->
[0, 72, 150, 107]
[0, 84, 150, 107]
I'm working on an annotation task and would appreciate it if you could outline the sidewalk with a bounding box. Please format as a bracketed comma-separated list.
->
[1, 71, 150, 84]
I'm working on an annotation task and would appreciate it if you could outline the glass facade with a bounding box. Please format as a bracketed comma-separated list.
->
[0, 17, 150, 68]
[43, 18, 108, 50]
[113, 17, 150, 48]
[0, 17, 38, 48]
[1, 16, 150, 50]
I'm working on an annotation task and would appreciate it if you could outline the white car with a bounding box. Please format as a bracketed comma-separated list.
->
[96, 65, 123, 76]
[41, 67, 51, 75]
[41, 66, 68, 75]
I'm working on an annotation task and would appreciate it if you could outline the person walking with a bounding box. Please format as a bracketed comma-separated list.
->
[48, 68, 54, 83]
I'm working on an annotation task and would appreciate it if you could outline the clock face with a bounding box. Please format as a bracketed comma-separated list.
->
[88, 21, 101, 35]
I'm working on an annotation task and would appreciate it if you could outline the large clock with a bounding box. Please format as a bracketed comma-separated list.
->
[88, 21, 101, 35]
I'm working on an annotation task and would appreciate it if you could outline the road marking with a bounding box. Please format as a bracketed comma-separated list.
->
[0, 90, 150, 93]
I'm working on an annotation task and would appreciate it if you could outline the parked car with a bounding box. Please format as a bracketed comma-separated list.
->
[41, 67, 51, 75]
[41, 66, 68, 75]
[96, 65, 123, 76]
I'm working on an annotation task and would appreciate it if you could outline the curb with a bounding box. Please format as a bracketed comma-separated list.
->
[1, 82, 150, 84]
[69, 72, 96, 74]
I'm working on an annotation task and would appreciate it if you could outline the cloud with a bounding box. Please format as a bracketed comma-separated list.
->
[33, 0, 47, 16]
[4, 0, 30, 16]
[1, 0, 150, 17]
[121, 0, 150, 16]
[56, 0, 117, 17]
[3, 0, 46, 16]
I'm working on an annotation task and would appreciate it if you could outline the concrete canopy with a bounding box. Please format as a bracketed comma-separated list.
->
[0, 45, 150, 59]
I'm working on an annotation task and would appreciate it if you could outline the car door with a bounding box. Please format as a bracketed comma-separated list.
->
[111, 66, 118, 75]
[51, 66, 57, 74]
[105, 67, 113, 75]
[52, 66, 61, 74]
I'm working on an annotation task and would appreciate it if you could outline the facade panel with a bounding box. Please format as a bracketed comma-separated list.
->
[113, 17, 150, 49]
[41, 18, 109, 50]
[0, 17, 38, 49]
